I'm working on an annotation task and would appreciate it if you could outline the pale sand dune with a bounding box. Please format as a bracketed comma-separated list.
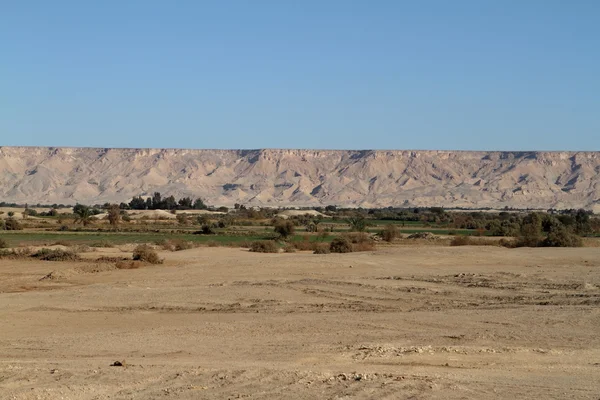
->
[1, 147, 599, 209]
[1, 246, 599, 399]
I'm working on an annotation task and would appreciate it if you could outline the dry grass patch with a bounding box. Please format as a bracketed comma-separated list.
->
[450, 236, 499, 246]
[95, 256, 129, 263]
[0, 247, 32, 259]
[31, 248, 81, 261]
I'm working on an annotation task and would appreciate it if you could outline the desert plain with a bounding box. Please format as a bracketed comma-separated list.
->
[1, 244, 599, 399]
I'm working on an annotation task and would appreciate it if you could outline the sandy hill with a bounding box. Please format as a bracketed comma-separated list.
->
[0, 147, 599, 211]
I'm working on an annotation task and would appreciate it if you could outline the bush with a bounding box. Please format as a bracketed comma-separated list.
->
[330, 237, 353, 253]
[541, 226, 583, 247]
[132, 245, 163, 264]
[194, 224, 215, 235]
[115, 260, 145, 269]
[0, 238, 8, 248]
[32, 248, 80, 261]
[343, 232, 370, 244]
[450, 236, 498, 247]
[90, 240, 114, 248]
[4, 218, 23, 231]
[167, 239, 193, 251]
[450, 236, 472, 246]
[283, 244, 296, 253]
[346, 215, 367, 232]
[313, 243, 331, 254]
[206, 240, 219, 247]
[0, 248, 32, 259]
[381, 224, 399, 242]
[274, 220, 295, 239]
[353, 241, 376, 252]
[293, 235, 314, 251]
[176, 213, 189, 225]
[249, 240, 279, 253]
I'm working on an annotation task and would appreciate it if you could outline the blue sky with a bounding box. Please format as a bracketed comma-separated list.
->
[1, 0, 599, 150]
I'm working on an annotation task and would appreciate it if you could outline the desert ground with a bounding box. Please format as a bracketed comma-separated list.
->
[1, 245, 599, 399]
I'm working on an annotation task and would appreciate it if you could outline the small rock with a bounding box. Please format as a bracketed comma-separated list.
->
[110, 361, 124, 367]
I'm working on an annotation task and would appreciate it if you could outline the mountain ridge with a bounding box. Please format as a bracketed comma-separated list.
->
[1, 146, 599, 211]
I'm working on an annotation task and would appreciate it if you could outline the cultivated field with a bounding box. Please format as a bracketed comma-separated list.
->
[1, 245, 599, 399]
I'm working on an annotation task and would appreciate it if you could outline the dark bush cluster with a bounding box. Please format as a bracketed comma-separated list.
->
[274, 220, 295, 239]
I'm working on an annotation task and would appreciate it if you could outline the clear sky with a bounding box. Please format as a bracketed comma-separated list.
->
[1, 1, 599, 151]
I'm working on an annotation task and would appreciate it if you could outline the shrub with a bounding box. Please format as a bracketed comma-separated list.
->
[283, 244, 296, 253]
[132, 245, 163, 264]
[450, 236, 472, 246]
[330, 237, 353, 253]
[274, 220, 295, 239]
[32, 248, 80, 261]
[381, 224, 399, 242]
[115, 260, 145, 269]
[52, 240, 73, 247]
[0, 238, 8, 248]
[206, 240, 219, 247]
[249, 240, 279, 253]
[541, 226, 583, 247]
[176, 213, 189, 225]
[90, 240, 114, 248]
[499, 238, 516, 248]
[0, 248, 32, 259]
[353, 241, 376, 252]
[194, 224, 215, 235]
[313, 243, 331, 254]
[4, 218, 23, 231]
[317, 230, 330, 241]
[293, 235, 314, 251]
[170, 239, 193, 251]
[95, 256, 128, 263]
[107, 204, 121, 228]
[450, 236, 498, 247]
[343, 232, 370, 244]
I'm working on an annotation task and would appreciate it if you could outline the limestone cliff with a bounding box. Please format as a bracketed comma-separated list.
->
[1, 147, 599, 210]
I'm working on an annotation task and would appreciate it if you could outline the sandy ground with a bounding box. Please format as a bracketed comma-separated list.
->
[1, 245, 599, 399]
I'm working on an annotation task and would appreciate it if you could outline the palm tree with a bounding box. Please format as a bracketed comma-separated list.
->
[73, 204, 94, 226]
[346, 215, 367, 232]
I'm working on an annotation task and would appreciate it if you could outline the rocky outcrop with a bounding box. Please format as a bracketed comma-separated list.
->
[1, 147, 599, 210]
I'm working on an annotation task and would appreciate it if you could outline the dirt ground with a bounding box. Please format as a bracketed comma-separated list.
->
[1, 245, 599, 399]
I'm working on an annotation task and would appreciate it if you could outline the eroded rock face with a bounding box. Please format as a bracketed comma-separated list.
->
[0, 147, 599, 210]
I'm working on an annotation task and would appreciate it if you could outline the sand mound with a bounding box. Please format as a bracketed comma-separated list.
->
[277, 210, 330, 219]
